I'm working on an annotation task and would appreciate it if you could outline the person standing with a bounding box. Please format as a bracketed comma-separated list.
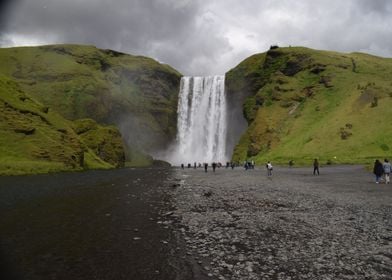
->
[204, 163, 208, 173]
[383, 159, 391, 184]
[313, 159, 320, 175]
[266, 161, 273, 176]
[373, 159, 384, 184]
[212, 162, 217, 172]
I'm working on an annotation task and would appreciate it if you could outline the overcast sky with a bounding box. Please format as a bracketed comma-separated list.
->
[1, 0, 392, 75]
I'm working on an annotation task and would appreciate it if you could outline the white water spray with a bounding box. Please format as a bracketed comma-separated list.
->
[170, 75, 228, 165]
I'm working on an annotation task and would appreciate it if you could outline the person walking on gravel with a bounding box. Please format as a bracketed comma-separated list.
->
[383, 159, 391, 184]
[313, 159, 320, 175]
[266, 161, 273, 176]
[373, 159, 384, 184]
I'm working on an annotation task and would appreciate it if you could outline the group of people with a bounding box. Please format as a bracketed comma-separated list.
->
[264, 159, 319, 177]
[373, 159, 391, 184]
[180, 158, 392, 184]
[181, 161, 238, 172]
[244, 160, 255, 170]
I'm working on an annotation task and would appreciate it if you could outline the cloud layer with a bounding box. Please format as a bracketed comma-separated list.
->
[1, 0, 392, 75]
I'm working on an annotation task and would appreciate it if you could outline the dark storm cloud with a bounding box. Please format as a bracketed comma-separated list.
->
[0, 0, 17, 31]
[357, 0, 392, 15]
[0, 0, 231, 75]
[1, 0, 392, 75]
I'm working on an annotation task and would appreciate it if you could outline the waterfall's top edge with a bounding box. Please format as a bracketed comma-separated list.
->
[181, 75, 225, 79]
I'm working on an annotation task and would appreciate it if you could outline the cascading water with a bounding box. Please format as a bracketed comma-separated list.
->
[171, 75, 228, 165]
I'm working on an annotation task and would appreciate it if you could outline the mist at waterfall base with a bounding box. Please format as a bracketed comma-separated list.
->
[167, 75, 229, 166]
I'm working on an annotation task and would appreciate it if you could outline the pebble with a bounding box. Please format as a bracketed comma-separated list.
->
[166, 167, 391, 279]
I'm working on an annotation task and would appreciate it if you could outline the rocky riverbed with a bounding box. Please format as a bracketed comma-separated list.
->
[164, 165, 392, 280]
[1, 166, 391, 279]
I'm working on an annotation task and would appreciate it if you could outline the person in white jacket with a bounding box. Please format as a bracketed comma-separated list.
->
[383, 159, 391, 184]
[266, 161, 273, 176]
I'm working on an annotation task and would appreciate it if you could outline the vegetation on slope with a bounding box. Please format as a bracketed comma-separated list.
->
[226, 47, 392, 165]
[72, 119, 125, 168]
[0, 75, 125, 175]
[0, 44, 181, 165]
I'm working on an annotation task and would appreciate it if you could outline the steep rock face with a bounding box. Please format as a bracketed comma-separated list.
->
[0, 76, 122, 175]
[72, 119, 125, 168]
[226, 47, 392, 164]
[225, 53, 266, 155]
[0, 44, 182, 165]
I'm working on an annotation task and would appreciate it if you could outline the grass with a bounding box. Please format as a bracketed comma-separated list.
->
[72, 118, 125, 168]
[227, 47, 392, 165]
[0, 75, 123, 175]
[0, 44, 182, 166]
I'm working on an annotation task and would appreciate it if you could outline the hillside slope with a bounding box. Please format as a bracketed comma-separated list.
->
[226, 47, 392, 165]
[0, 44, 181, 165]
[0, 76, 124, 175]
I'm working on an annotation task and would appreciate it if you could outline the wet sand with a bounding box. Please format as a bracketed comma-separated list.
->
[1, 166, 391, 280]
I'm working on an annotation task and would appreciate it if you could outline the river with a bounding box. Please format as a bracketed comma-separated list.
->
[0, 168, 203, 280]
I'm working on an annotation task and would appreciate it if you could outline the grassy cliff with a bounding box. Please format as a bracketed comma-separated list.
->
[72, 118, 125, 168]
[0, 75, 124, 175]
[0, 44, 181, 165]
[226, 47, 392, 165]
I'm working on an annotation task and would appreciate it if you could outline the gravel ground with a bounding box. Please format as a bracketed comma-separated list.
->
[166, 165, 392, 280]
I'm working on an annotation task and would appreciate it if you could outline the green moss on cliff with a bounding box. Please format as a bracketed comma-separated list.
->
[72, 118, 125, 168]
[0, 76, 115, 175]
[0, 44, 182, 165]
[227, 47, 392, 165]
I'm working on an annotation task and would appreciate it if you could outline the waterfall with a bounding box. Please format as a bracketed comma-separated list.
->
[171, 75, 228, 165]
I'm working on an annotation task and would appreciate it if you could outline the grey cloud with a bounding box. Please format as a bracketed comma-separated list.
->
[356, 0, 392, 15]
[0, 0, 17, 31]
[1, 0, 392, 75]
[1, 0, 231, 75]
